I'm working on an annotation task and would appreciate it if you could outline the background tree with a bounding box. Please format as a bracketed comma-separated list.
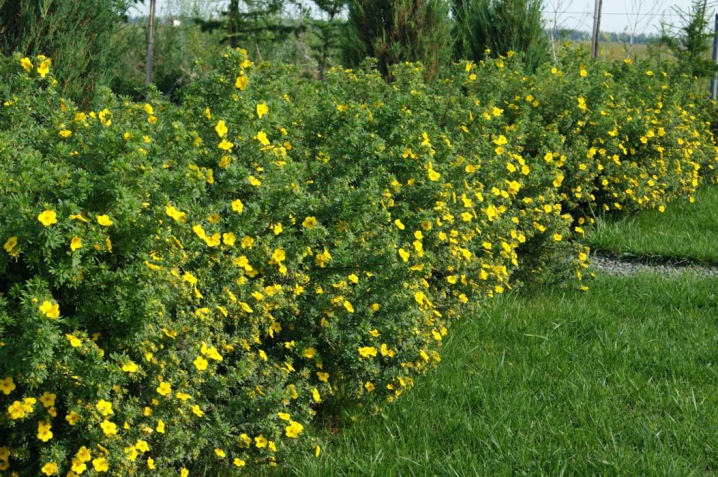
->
[194, 0, 303, 61]
[306, 0, 349, 78]
[0, 0, 130, 107]
[452, 0, 549, 71]
[659, 0, 717, 78]
[343, 0, 453, 81]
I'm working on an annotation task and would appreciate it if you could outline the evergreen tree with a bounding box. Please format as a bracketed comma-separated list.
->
[343, 0, 453, 81]
[0, 0, 130, 107]
[452, 0, 549, 71]
[194, 0, 303, 60]
[659, 0, 717, 78]
[306, 0, 349, 79]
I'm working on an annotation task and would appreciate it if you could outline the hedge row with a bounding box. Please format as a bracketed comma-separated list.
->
[0, 49, 715, 476]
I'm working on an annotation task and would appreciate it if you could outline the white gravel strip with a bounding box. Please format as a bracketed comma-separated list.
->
[589, 254, 718, 277]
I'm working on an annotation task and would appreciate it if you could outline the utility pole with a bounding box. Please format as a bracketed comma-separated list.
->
[590, 0, 603, 59]
[145, 0, 156, 86]
[711, 13, 718, 99]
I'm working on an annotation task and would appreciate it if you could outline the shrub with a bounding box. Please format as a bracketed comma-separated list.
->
[0, 48, 715, 476]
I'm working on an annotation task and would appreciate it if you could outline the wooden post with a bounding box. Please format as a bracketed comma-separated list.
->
[711, 13, 718, 99]
[590, 0, 602, 59]
[145, 0, 156, 86]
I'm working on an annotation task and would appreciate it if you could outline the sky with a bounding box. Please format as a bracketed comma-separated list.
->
[129, 0, 697, 37]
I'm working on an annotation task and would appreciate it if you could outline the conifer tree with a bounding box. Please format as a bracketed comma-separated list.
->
[343, 0, 453, 81]
[0, 0, 129, 107]
[194, 0, 303, 59]
[659, 0, 717, 79]
[452, 0, 549, 71]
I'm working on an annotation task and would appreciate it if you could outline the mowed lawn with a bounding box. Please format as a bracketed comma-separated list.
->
[278, 273, 718, 476]
[586, 186, 718, 264]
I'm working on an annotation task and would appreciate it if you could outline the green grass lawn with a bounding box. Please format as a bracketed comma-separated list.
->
[585, 186, 718, 263]
[279, 274, 718, 476]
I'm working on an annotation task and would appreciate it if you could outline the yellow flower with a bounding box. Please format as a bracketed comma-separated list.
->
[96, 400, 113, 416]
[256, 130, 270, 146]
[181, 468, 189, 477]
[233, 458, 246, 467]
[398, 248, 410, 262]
[121, 360, 138, 373]
[3, 236, 17, 253]
[231, 199, 244, 214]
[285, 420, 304, 438]
[235, 75, 249, 90]
[65, 410, 81, 425]
[343, 301, 354, 313]
[218, 155, 231, 168]
[69, 213, 89, 223]
[37, 210, 57, 226]
[58, 129, 72, 138]
[39, 301, 60, 319]
[317, 371, 329, 382]
[20, 57, 33, 72]
[358, 346, 377, 358]
[214, 448, 226, 458]
[272, 222, 283, 235]
[39, 392, 56, 408]
[218, 139, 234, 151]
[256, 103, 269, 118]
[7, 400, 27, 419]
[0, 377, 15, 395]
[98, 108, 112, 126]
[40, 462, 58, 476]
[191, 405, 203, 417]
[165, 205, 187, 222]
[394, 219, 405, 230]
[66, 334, 82, 347]
[155, 419, 165, 433]
[302, 216, 317, 228]
[553, 234, 563, 242]
[365, 381, 375, 392]
[96, 215, 113, 226]
[255, 435, 268, 448]
[37, 421, 53, 441]
[249, 175, 261, 186]
[215, 120, 228, 137]
[156, 382, 171, 396]
[222, 232, 236, 246]
[92, 457, 109, 473]
[135, 439, 150, 452]
[100, 419, 117, 437]
[193, 355, 208, 371]
[70, 237, 82, 251]
[37, 58, 51, 78]
[312, 388, 321, 402]
[143, 103, 154, 115]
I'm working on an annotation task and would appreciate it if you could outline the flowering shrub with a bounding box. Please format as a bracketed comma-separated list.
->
[0, 49, 715, 476]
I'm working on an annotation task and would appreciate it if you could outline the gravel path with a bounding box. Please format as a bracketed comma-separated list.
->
[589, 254, 718, 277]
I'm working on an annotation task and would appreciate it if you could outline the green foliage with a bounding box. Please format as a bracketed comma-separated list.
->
[343, 0, 453, 80]
[0, 0, 129, 107]
[659, 0, 718, 78]
[0, 46, 716, 476]
[452, 0, 549, 71]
